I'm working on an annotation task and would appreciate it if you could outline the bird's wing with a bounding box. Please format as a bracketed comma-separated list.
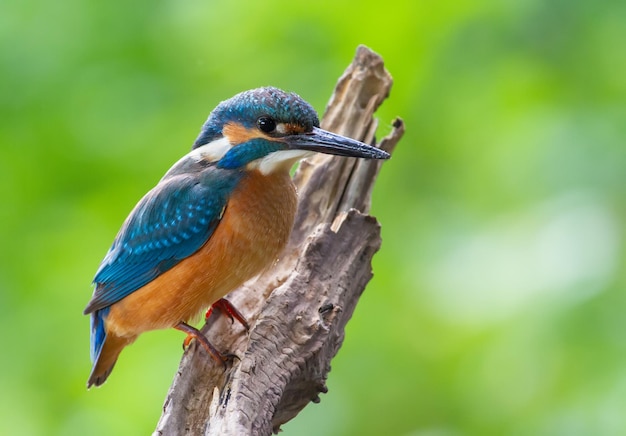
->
[84, 167, 240, 314]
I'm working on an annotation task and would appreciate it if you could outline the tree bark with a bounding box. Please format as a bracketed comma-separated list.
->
[154, 45, 404, 436]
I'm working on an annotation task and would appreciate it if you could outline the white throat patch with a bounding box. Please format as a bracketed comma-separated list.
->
[195, 136, 232, 161]
[249, 149, 313, 175]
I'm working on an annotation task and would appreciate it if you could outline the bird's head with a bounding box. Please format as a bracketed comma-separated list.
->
[191, 87, 389, 174]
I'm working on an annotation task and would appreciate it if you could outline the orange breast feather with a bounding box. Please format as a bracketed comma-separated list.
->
[105, 170, 297, 338]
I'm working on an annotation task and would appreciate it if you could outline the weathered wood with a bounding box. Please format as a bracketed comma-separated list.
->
[154, 45, 404, 436]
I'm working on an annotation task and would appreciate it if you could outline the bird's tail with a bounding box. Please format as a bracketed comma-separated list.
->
[87, 308, 133, 388]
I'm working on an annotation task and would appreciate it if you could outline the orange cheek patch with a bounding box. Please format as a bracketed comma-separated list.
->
[223, 122, 268, 145]
[281, 123, 306, 134]
[223, 121, 308, 144]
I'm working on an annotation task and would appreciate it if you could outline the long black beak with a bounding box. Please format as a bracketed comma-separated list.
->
[284, 127, 390, 160]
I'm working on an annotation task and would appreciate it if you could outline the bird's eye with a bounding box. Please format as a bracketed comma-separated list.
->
[257, 116, 276, 134]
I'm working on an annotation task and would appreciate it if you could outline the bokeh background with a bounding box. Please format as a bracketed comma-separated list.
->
[2, 0, 625, 434]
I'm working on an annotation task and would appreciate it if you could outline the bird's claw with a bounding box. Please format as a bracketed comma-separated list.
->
[176, 322, 239, 369]
[205, 298, 250, 331]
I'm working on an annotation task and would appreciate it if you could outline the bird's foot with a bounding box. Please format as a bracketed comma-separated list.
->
[205, 298, 250, 331]
[175, 322, 236, 368]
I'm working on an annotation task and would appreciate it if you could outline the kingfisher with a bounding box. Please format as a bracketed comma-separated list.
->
[83, 87, 389, 388]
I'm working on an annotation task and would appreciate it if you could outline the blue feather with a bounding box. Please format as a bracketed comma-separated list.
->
[90, 307, 110, 363]
[217, 138, 283, 169]
[84, 163, 242, 314]
[193, 87, 319, 148]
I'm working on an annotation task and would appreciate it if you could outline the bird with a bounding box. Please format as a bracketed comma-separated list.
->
[83, 86, 390, 388]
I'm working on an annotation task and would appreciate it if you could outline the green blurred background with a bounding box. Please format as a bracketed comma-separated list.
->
[2, 0, 625, 434]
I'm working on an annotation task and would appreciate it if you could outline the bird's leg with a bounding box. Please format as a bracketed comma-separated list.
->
[179, 299, 249, 354]
[205, 298, 250, 331]
[175, 322, 234, 367]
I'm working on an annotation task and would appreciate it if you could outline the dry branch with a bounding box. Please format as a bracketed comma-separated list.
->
[154, 45, 404, 436]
